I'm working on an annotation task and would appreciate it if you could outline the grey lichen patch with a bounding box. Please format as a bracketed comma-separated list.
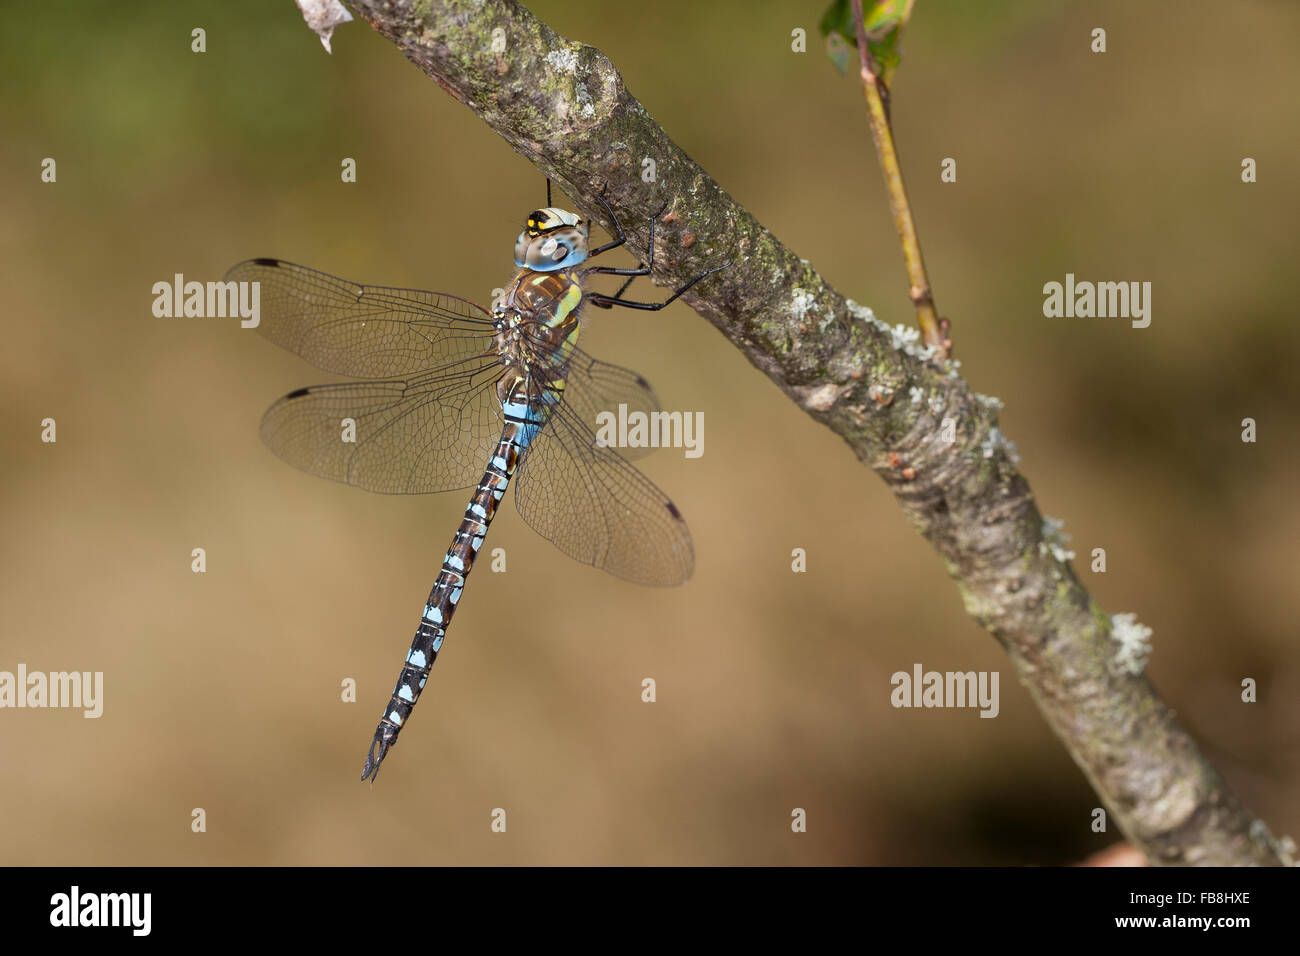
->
[1039, 516, 1076, 563]
[844, 297, 877, 325]
[544, 48, 578, 73]
[573, 81, 595, 119]
[981, 426, 1021, 464]
[546, 48, 606, 121]
[789, 287, 816, 325]
[845, 298, 938, 363]
[783, 282, 837, 335]
[1110, 612, 1153, 676]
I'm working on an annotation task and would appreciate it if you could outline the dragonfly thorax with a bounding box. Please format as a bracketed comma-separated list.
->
[493, 266, 584, 375]
[514, 207, 589, 271]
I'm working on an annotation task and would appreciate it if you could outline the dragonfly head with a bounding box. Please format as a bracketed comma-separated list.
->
[514, 207, 589, 271]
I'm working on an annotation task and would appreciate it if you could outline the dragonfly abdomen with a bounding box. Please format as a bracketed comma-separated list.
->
[360, 385, 552, 782]
[361, 437, 515, 781]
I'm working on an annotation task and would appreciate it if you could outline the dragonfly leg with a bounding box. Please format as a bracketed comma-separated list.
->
[586, 189, 635, 258]
[585, 197, 668, 267]
[587, 259, 731, 311]
[585, 198, 728, 310]
[582, 253, 651, 302]
[608, 272, 640, 302]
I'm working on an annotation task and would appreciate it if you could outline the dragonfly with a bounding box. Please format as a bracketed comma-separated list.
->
[227, 194, 727, 781]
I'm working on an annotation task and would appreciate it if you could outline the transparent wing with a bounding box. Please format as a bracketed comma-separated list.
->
[557, 346, 662, 462]
[236, 257, 691, 571]
[226, 258, 496, 378]
[259, 359, 505, 494]
[513, 389, 694, 587]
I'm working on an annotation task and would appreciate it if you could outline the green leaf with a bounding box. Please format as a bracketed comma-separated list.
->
[819, 0, 854, 41]
[825, 32, 852, 76]
[818, 0, 914, 87]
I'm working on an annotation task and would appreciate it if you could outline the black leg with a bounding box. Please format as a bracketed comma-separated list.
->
[610, 274, 638, 300]
[584, 198, 665, 277]
[583, 264, 650, 278]
[587, 236, 626, 258]
[587, 260, 731, 311]
[586, 190, 633, 258]
[586, 270, 641, 306]
[588, 271, 640, 305]
[583, 195, 729, 311]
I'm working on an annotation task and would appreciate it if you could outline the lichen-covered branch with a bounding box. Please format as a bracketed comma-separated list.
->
[340, 0, 1288, 866]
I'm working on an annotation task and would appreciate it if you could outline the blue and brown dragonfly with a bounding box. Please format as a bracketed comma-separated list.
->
[226, 194, 726, 781]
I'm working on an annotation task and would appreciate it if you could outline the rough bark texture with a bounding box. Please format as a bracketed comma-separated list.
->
[340, 0, 1290, 866]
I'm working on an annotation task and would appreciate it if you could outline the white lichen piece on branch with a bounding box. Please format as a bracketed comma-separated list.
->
[790, 287, 816, 322]
[845, 299, 938, 362]
[296, 0, 353, 53]
[1110, 613, 1153, 675]
[980, 426, 1020, 464]
[544, 49, 579, 74]
[1039, 515, 1075, 562]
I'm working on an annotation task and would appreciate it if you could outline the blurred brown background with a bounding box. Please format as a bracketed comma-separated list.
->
[1, 0, 1295, 865]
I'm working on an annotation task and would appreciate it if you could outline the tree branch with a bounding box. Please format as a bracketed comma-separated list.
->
[340, 0, 1289, 866]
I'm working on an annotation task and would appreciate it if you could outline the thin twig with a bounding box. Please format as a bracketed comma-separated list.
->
[850, 0, 948, 358]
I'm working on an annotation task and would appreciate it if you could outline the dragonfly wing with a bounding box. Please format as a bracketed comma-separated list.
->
[260, 359, 504, 494]
[513, 395, 693, 587]
[227, 259, 496, 378]
[556, 346, 663, 462]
